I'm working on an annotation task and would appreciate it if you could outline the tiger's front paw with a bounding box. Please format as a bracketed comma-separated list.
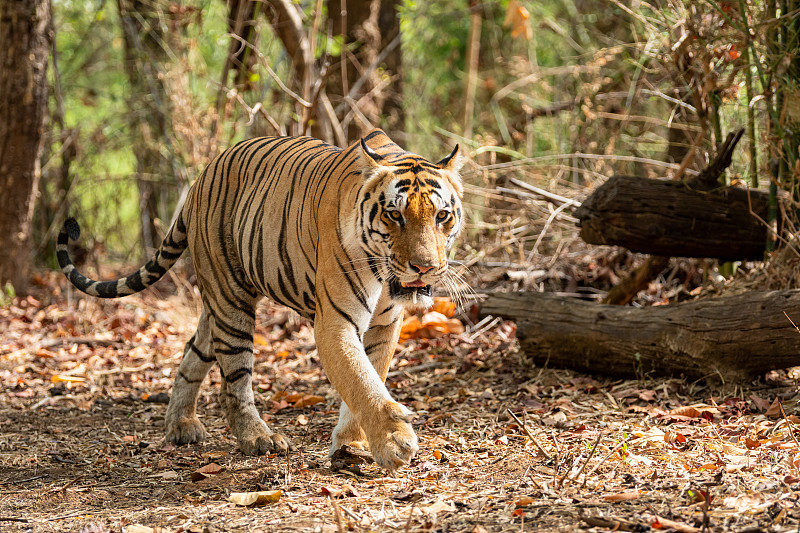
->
[236, 420, 293, 456]
[366, 403, 418, 473]
[166, 416, 209, 445]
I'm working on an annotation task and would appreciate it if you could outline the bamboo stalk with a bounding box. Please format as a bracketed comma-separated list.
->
[739, 0, 758, 187]
[766, 0, 779, 252]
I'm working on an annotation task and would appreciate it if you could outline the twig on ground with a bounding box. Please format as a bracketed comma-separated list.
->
[386, 361, 449, 379]
[47, 476, 84, 495]
[583, 434, 634, 487]
[467, 316, 501, 341]
[563, 432, 602, 489]
[404, 502, 417, 533]
[329, 494, 345, 533]
[46, 510, 92, 521]
[0, 474, 47, 486]
[506, 408, 550, 460]
[551, 430, 562, 486]
[780, 403, 800, 452]
[577, 510, 642, 531]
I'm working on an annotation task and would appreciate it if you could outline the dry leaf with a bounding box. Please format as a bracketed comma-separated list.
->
[503, 0, 532, 40]
[148, 471, 179, 480]
[515, 496, 535, 506]
[723, 491, 765, 513]
[35, 347, 56, 358]
[765, 397, 784, 418]
[423, 499, 455, 514]
[433, 449, 448, 462]
[320, 485, 343, 498]
[749, 394, 771, 412]
[201, 451, 227, 460]
[430, 297, 456, 318]
[399, 310, 464, 341]
[645, 514, 699, 532]
[293, 394, 324, 408]
[320, 484, 359, 498]
[228, 490, 281, 506]
[191, 462, 224, 482]
[744, 436, 761, 449]
[669, 406, 700, 418]
[51, 374, 86, 383]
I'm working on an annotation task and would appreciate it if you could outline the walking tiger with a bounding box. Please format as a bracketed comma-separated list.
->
[57, 129, 464, 471]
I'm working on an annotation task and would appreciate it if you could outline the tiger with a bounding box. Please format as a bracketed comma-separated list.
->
[57, 129, 464, 472]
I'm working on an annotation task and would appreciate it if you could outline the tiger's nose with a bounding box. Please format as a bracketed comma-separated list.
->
[409, 262, 435, 274]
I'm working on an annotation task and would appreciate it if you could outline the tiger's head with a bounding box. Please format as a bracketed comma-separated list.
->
[354, 132, 464, 309]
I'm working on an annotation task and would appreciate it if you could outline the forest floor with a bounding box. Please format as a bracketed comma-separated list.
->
[2, 271, 800, 532]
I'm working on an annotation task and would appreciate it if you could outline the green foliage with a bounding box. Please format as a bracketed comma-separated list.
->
[0, 282, 16, 308]
[37, 0, 800, 267]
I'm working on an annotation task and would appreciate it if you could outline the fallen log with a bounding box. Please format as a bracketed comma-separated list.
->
[573, 175, 776, 261]
[479, 290, 800, 381]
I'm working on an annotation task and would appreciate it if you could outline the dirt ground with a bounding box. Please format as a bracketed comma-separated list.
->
[2, 272, 800, 532]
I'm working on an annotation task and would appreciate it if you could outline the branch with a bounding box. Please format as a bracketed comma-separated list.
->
[687, 128, 744, 190]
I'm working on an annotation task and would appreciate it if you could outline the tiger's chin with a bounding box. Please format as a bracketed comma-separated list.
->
[389, 279, 434, 309]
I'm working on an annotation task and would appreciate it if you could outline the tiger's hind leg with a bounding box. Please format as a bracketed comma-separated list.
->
[210, 307, 291, 455]
[166, 308, 215, 445]
[330, 302, 403, 456]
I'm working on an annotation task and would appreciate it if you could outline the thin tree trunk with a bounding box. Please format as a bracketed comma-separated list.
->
[326, 0, 403, 143]
[0, 0, 52, 293]
[118, 0, 175, 253]
[463, 0, 482, 140]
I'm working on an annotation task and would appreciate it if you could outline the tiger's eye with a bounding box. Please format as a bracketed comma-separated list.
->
[436, 211, 449, 222]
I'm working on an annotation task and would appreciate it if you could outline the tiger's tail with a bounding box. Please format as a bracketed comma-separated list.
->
[57, 213, 189, 298]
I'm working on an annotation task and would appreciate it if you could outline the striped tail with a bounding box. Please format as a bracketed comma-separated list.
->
[57, 214, 189, 298]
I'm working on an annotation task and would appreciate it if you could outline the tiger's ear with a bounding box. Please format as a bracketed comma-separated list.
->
[360, 138, 384, 169]
[437, 145, 464, 196]
[437, 144, 464, 173]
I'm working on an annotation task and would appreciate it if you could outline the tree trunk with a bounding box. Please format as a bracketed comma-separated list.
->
[225, 0, 260, 91]
[327, 0, 403, 143]
[0, 0, 52, 293]
[118, 0, 176, 253]
[479, 290, 800, 382]
[573, 175, 776, 260]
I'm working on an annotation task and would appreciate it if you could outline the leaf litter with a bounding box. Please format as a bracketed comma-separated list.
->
[1, 273, 800, 531]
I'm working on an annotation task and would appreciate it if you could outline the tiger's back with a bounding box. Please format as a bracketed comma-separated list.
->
[186, 135, 347, 320]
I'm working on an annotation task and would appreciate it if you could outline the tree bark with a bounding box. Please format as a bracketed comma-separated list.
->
[602, 255, 670, 305]
[0, 0, 52, 293]
[327, 0, 403, 143]
[573, 175, 776, 261]
[263, 0, 334, 141]
[225, 0, 260, 90]
[479, 290, 800, 381]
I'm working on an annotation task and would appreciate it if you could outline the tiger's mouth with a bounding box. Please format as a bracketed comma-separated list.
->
[389, 279, 432, 299]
